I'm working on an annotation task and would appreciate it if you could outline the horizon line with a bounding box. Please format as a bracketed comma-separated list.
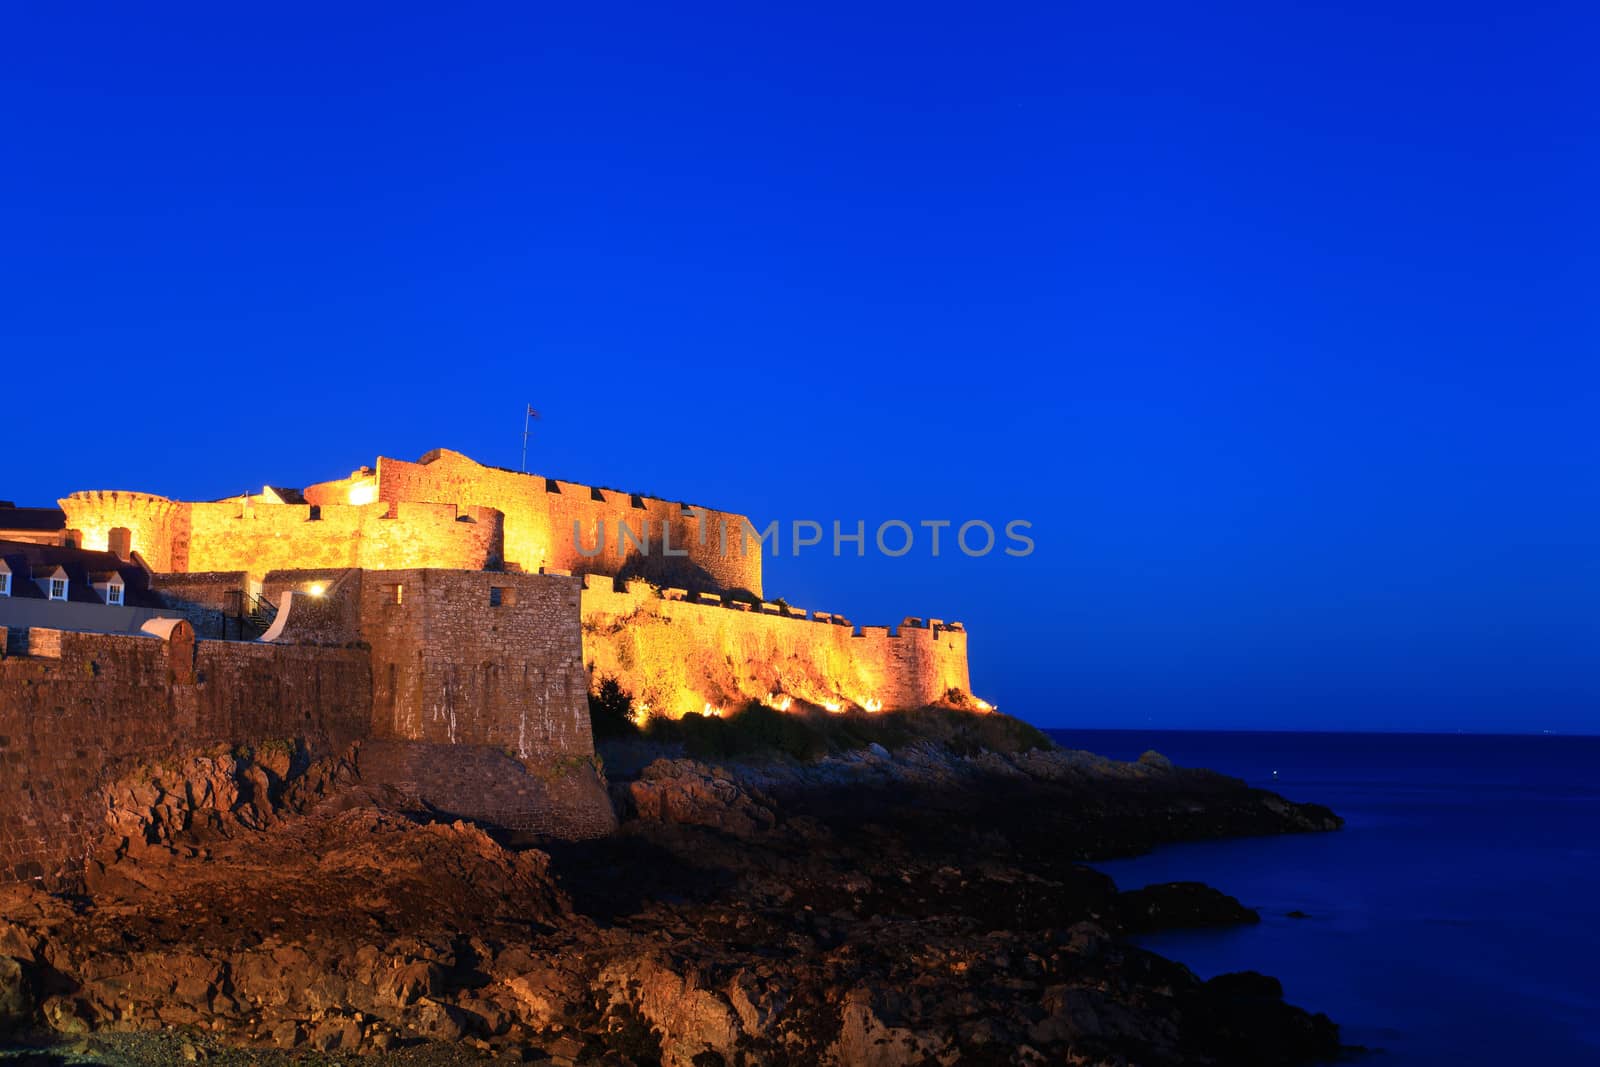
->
[1038, 725, 1599, 738]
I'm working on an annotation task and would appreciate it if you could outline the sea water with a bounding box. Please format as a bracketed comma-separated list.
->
[1057, 729, 1600, 1065]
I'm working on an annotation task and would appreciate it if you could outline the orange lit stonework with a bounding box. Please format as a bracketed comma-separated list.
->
[58, 448, 987, 720]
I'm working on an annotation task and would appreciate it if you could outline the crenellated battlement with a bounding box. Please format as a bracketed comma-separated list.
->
[578, 575, 964, 638]
[62, 490, 177, 506]
[577, 574, 972, 718]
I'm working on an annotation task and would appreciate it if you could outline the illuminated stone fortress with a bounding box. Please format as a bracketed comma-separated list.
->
[59, 447, 975, 720]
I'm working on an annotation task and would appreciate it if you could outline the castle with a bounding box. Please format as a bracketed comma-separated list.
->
[0, 448, 977, 886]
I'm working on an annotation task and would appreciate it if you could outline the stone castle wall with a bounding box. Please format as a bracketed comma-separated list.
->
[359, 569, 594, 759]
[180, 500, 502, 574]
[376, 450, 763, 596]
[149, 571, 254, 639]
[58, 494, 502, 577]
[250, 567, 608, 835]
[0, 623, 370, 886]
[579, 578, 971, 718]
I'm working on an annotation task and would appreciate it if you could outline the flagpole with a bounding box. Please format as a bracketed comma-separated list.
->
[521, 405, 540, 472]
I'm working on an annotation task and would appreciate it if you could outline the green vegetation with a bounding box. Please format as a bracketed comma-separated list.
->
[256, 738, 296, 760]
[588, 677, 1052, 761]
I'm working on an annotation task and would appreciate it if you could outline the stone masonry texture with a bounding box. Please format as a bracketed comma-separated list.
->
[18, 447, 977, 886]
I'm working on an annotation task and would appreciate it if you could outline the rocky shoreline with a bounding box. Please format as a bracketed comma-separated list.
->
[0, 734, 1346, 1065]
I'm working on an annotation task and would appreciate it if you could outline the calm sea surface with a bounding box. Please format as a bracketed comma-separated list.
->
[1051, 729, 1600, 1065]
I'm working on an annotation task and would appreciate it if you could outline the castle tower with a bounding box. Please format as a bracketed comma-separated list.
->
[59, 491, 184, 572]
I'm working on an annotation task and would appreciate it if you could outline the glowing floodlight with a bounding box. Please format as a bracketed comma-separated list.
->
[308, 583, 326, 597]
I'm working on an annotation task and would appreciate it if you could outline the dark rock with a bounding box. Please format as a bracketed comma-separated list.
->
[1200, 971, 1341, 1066]
[1138, 750, 1175, 771]
[1118, 881, 1261, 934]
[629, 759, 778, 836]
[0, 735, 1349, 1066]
[1209, 970, 1285, 1000]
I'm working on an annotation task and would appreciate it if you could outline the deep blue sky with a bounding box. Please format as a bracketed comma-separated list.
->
[3, 4, 1595, 732]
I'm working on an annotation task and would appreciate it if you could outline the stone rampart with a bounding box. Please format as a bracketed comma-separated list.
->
[377, 449, 763, 596]
[579, 578, 971, 718]
[58, 495, 502, 578]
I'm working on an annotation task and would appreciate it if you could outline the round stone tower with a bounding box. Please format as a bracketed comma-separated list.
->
[58, 491, 183, 571]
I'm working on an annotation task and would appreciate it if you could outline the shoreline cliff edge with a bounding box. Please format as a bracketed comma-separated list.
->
[0, 722, 1350, 1066]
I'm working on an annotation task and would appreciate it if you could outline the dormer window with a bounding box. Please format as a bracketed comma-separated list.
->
[31, 564, 69, 601]
[0, 571, 9, 597]
[90, 570, 128, 606]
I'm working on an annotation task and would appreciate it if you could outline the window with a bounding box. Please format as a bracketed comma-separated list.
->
[489, 586, 515, 607]
[383, 583, 404, 606]
[0, 573, 9, 596]
[106, 583, 123, 606]
[49, 578, 67, 601]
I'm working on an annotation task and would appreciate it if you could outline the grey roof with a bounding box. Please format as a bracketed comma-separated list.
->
[0, 540, 156, 606]
[0, 505, 66, 533]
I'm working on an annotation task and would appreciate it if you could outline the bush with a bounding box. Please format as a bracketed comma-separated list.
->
[589, 676, 641, 740]
[637, 700, 1052, 762]
[589, 679, 1053, 761]
[644, 701, 828, 761]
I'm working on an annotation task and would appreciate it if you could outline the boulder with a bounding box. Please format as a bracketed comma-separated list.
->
[0, 956, 32, 1032]
[630, 760, 777, 836]
[1118, 881, 1261, 934]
